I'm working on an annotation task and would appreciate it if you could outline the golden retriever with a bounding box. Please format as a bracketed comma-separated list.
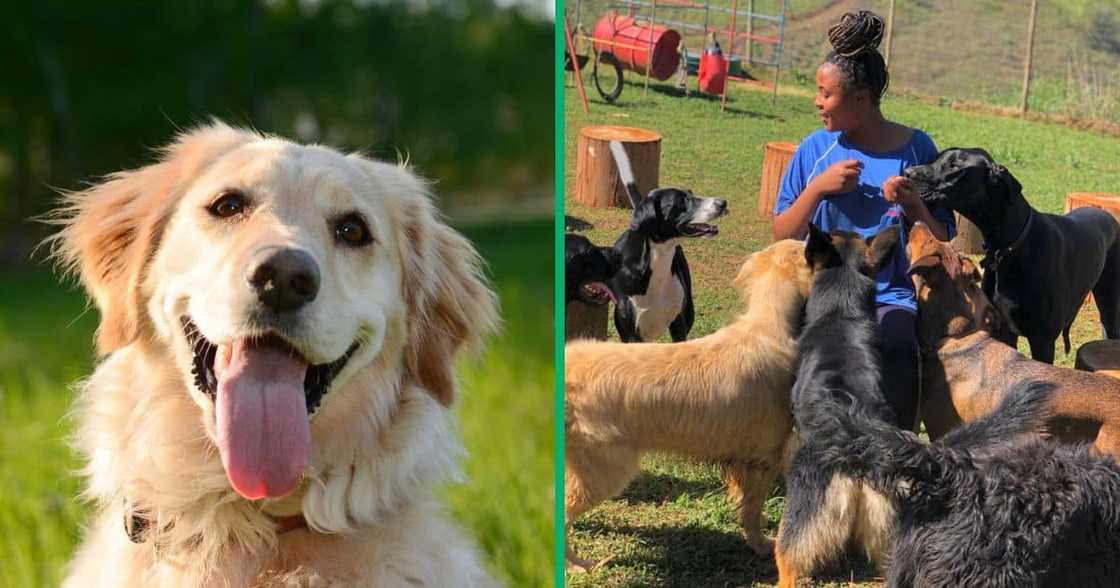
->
[564, 240, 812, 570]
[49, 121, 499, 586]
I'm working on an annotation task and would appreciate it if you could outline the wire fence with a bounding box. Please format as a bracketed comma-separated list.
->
[566, 0, 1120, 123]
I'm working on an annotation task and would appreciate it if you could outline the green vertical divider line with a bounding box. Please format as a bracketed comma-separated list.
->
[553, 0, 566, 585]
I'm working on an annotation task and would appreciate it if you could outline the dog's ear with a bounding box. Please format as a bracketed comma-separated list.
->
[805, 223, 838, 270]
[961, 257, 983, 283]
[49, 121, 253, 354]
[630, 195, 659, 234]
[389, 168, 499, 406]
[865, 225, 901, 272]
[986, 159, 1022, 202]
[906, 254, 940, 279]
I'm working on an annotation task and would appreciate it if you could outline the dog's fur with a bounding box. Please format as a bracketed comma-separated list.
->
[807, 380, 1120, 587]
[607, 140, 726, 342]
[49, 122, 499, 587]
[906, 147, 1120, 363]
[775, 225, 901, 588]
[907, 221, 1120, 458]
[564, 240, 812, 570]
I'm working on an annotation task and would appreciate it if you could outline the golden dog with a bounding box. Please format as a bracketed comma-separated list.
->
[564, 240, 811, 570]
[50, 121, 498, 586]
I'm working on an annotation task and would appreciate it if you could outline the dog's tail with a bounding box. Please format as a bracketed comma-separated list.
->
[608, 140, 643, 209]
[804, 381, 1054, 509]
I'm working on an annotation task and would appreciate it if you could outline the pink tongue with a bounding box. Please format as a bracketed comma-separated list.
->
[215, 340, 310, 500]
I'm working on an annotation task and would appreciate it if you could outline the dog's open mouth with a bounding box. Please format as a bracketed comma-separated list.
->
[183, 316, 359, 500]
[681, 223, 719, 237]
[578, 281, 616, 306]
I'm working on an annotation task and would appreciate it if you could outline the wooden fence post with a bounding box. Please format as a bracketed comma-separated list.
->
[884, 0, 895, 68]
[1020, 0, 1038, 114]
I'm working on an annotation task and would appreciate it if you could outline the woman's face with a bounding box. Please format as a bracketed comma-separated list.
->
[815, 62, 869, 133]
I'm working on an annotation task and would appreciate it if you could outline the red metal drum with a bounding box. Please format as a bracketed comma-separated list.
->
[591, 13, 682, 81]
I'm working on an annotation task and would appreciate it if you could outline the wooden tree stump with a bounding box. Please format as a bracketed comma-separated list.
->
[951, 213, 985, 255]
[575, 125, 661, 208]
[1075, 340, 1120, 372]
[757, 141, 797, 218]
[565, 302, 609, 341]
[1066, 192, 1120, 223]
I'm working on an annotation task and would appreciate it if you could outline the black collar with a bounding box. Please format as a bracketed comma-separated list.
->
[981, 208, 1034, 273]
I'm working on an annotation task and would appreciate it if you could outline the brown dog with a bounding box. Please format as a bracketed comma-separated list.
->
[564, 240, 811, 571]
[908, 222, 1120, 457]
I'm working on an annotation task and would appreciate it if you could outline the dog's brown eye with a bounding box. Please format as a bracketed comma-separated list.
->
[335, 214, 372, 247]
[209, 192, 247, 218]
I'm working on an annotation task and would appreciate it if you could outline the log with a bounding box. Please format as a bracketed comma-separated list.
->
[757, 141, 797, 218]
[951, 212, 985, 255]
[1075, 339, 1120, 373]
[1066, 192, 1120, 223]
[575, 125, 661, 208]
[565, 302, 609, 341]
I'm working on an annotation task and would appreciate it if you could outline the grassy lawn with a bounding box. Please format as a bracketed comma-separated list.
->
[564, 75, 1120, 586]
[0, 217, 553, 588]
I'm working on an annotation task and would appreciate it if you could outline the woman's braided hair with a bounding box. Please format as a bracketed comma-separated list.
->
[824, 10, 889, 104]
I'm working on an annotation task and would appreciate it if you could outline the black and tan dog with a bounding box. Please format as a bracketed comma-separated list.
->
[907, 221, 1120, 457]
[775, 224, 901, 588]
[906, 147, 1120, 363]
[806, 380, 1120, 587]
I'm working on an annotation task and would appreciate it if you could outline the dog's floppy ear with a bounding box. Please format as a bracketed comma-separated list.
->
[961, 257, 982, 283]
[805, 223, 838, 270]
[630, 193, 659, 234]
[865, 225, 900, 272]
[49, 121, 253, 354]
[986, 158, 1022, 202]
[389, 167, 499, 406]
[906, 254, 940, 279]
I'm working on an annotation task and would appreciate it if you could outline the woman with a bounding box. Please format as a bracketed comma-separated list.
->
[772, 10, 954, 431]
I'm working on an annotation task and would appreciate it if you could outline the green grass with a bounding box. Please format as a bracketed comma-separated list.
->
[0, 217, 553, 588]
[565, 75, 1120, 585]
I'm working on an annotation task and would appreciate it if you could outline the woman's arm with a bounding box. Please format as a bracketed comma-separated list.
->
[883, 176, 949, 241]
[772, 184, 826, 240]
[773, 159, 863, 240]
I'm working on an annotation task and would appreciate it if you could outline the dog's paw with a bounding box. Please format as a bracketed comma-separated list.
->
[748, 536, 775, 558]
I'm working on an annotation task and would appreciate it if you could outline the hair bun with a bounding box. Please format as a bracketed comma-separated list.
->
[828, 10, 885, 58]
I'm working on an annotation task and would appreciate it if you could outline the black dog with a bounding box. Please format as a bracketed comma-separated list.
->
[564, 233, 618, 306]
[607, 140, 727, 342]
[906, 148, 1120, 363]
[775, 224, 901, 587]
[806, 380, 1120, 586]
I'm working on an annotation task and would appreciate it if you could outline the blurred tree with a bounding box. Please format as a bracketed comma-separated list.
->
[0, 0, 553, 262]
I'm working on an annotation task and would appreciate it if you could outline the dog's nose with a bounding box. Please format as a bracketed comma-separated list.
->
[246, 248, 320, 312]
[715, 199, 729, 214]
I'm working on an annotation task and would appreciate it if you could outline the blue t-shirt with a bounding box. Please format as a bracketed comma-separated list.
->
[774, 128, 956, 310]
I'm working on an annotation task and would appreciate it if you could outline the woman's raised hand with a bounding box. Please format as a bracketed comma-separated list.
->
[809, 159, 862, 197]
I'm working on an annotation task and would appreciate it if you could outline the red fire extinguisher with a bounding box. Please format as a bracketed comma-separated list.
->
[698, 35, 727, 95]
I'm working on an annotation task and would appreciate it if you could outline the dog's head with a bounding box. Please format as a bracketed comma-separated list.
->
[903, 148, 1024, 223]
[630, 188, 728, 242]
[906, 222, 999, 347]
[733, 239, 812, 325]
[52, 121, 497, 501]
[564, 233, 618, 306]
[804, 223, 900, 278]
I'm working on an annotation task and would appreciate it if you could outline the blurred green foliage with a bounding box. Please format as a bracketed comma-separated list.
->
[0, 0, 553, 261]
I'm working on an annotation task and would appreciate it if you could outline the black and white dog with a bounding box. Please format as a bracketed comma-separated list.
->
[608, 141, 727, 342]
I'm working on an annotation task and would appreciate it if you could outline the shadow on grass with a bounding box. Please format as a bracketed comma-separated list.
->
[565, 215, 595, 232]
[617, 470, 724, 504]
[579, 520, 778, 584]
[578, 517, 884, 585]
